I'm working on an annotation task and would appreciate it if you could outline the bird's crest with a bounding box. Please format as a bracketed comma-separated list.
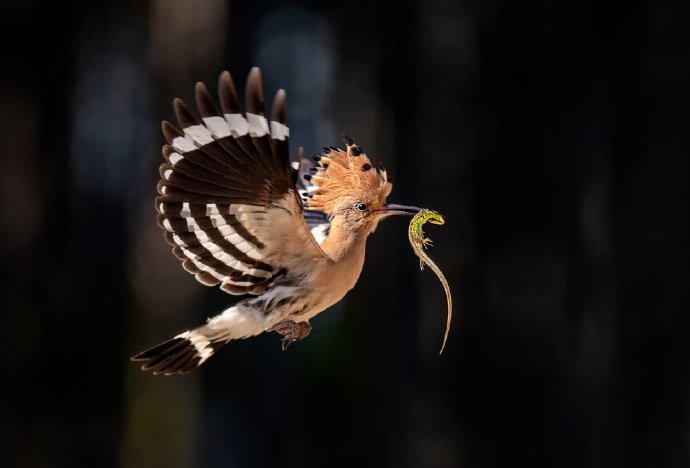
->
[302, 135, 393, 216]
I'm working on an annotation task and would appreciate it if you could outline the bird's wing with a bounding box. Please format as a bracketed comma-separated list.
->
[303, 209, 331, 245]
[156, 68, 326, 296]
[297, 159, 331, 245]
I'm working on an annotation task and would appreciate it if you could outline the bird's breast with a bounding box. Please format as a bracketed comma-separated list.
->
[288, 240, 368, 322]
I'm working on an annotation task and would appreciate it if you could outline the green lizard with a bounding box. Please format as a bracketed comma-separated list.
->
[408, 209, 453, 354]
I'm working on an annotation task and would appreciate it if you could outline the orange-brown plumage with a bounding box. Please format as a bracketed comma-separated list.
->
[304, 136, 393, 216]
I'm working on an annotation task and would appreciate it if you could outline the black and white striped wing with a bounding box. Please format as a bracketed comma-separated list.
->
[298, 159, 331, 245]
[156, 68, 326, 295]
[303, 209, 331, 245]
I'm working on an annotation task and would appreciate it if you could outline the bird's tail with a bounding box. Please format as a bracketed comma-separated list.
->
[131, 303, 266, 375]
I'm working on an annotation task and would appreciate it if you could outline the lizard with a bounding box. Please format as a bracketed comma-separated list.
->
[408, 209, 453, 354]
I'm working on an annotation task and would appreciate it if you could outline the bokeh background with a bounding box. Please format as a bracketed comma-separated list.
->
[1, 0, 688, 467]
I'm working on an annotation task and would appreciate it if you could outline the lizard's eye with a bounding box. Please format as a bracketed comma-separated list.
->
[355, 202, 368, 212]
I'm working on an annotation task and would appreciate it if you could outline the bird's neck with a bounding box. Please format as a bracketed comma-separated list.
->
[320, 217, 368, 262]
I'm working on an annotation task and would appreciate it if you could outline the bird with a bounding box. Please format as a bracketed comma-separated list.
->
[131, 68, 420, 375]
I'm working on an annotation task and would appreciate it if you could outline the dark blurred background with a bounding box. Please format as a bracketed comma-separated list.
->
[1, 0, 688, 467]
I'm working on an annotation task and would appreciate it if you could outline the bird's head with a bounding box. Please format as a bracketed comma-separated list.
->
[302, 135, 420, 237]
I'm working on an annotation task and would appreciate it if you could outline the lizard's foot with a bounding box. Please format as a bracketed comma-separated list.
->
[269, 320, 312, 350]
[422, 237, 434, 249]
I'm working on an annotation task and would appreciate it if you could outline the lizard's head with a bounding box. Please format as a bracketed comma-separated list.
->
[302, 135, 420, 235]
[422, 209, 445, 226]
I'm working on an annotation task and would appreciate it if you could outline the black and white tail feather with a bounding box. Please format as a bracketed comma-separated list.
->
[132, 68, 329, 375]
[132, 304, 269, 375]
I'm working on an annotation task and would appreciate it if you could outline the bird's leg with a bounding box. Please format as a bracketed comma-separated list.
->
[269, 320, 312, 350]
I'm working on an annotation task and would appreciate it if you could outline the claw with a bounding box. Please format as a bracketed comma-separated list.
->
[269, 320, 312, 350]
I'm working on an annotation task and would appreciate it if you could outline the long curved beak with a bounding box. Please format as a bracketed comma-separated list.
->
[373, 203, 422, 217]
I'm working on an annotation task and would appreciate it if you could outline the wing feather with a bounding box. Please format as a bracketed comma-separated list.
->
[157, 69, 325, 295]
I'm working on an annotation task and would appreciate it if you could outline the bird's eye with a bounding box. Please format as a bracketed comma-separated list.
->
[355, 202, 368, 212]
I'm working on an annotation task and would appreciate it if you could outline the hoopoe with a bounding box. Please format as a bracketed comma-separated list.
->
[132, 68, 420, 375]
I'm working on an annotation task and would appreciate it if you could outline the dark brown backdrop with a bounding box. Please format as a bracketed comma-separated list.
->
[0, 0, 688, 467]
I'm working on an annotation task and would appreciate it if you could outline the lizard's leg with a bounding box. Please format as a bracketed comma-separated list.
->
[269, 320, 312, 350]
[422, 237, 434, 249]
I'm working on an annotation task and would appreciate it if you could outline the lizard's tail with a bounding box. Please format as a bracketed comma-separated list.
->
[131, 303, 266, 375]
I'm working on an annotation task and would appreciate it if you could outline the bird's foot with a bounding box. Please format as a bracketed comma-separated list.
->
[269, 320, 312, 351]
